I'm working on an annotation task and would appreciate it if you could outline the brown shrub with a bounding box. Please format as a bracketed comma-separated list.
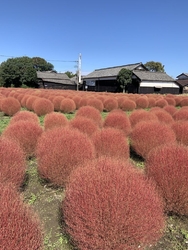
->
[164, 97, 176, 106]
[63, 158, 165, 250]
[173, 108, 188, 121]
[33, 98, 54, 116]
[163, 105, 177, 116]
[103, 97, 118, 111]
[149, 108, 174, 125]
[2, 121, 43, 158]
[44, 112, 68, 131]
[146, 144, 188, 215]
[103, 109, 131, 136]
[135, 96, 149, 109]
[171, 121, 188, 146]
[0, 183, 43, 249]
[130, 121, 176, 159]
[1, 97, 21, 116]
[51, 96, 64, 111]
[0, 138, 26, 188]
[120, 98, 136, 111]
[91, 127, 129, 160]
[129, 109, 158, 128]
[87, 98, 104, 112]
[60, 98, 76, 113]
[25, 96, 39, 111]
[36, 127, 95, 187]
[180, 97, 188, 107]
[147, 96, 156, 108]
[155, 98, 168, 108]
[9, 110, 39, 125]
[72, 96, 82, 109]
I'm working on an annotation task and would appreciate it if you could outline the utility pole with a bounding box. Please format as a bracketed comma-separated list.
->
[77, 53, 81, 91]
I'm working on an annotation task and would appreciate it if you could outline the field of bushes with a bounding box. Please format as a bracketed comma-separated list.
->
[1, 87, 188, 249]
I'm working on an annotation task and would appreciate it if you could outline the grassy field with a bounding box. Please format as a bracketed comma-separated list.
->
[1, 111, 188, 250]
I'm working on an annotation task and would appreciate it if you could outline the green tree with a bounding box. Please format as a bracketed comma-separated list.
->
[32, 57, 54, 71]
[117, 68, 132, 93]
[64, 71, 76, 78]
[144, 61, 165, 72]
[0, 56, 54, 88]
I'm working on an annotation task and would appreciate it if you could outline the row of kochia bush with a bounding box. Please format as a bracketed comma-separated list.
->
[1, 87, 188, 117]
[1, 90, 188, 249]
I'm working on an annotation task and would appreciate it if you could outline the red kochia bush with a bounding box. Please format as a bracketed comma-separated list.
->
[171, 121, 188, 146]
[135, 96, 149, 109]
[1, 97, 21, 116]
[130, 121, 176, 159]
[69, 116, 99, 136]
[103, 97, 118, 111]
[51, 96, 64, 111]
[129, 109, 158, 128]
[163, 105, 177, 116]
[145, 144, 188, 215]
[173, 108, 188, 121]
[120, 98, 136, 111]
[0, 138, 26, 188]
[60, 98, 76, 113]
[0, 183, 43, 250]
[63, 158, 165, 250]
[149, 108, 174, 125]
[2, 121, 43, 158]
[103, 109, 132, 136]
[75, 106, 103, 127]
[36, 127, 95, 187]
[155, 98, 168, 108]
[9, 110, 39, 125]
[91, 127, 129, 160]
[44, 112, 68, 131]
[87, 98, 104, 112]
[33, 98, 54, 116]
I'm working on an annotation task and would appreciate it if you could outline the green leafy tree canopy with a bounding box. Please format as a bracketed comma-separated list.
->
[0, 56, 54, 88]
[144, 61, 165, 72]
[64, 71, 76, 78]
[117, 68, 132, 93]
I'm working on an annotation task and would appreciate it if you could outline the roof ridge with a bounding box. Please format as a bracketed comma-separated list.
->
[95, 62, 142, 71]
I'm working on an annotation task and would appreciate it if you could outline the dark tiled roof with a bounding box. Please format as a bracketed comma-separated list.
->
[83, 62, 144, 79]
[176, 79, 188, 87]
[133, 70, 175, 82]
[37, 71, 75, 85]
[176, 73, 188, 78]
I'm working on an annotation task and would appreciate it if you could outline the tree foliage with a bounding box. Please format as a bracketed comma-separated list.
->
[144, 61, 165, 72]
[117, 68, 132, 93]
[0, 56, 54, 88]
[64, 71, 76, 78]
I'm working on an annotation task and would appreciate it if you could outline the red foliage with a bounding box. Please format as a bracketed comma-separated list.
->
[25, 96, 39, 111]
[51, 96, 64, 111]
[149, 108, 174, 125]
[135, 96, 149, 109]
[75, 106, 103, 127]
[103, 97, 118, 111]
[33, 98, 54, 116]
[174, 96, 183, 106]
[103, 109, 132, 136]
[0, 183, 43, 250]
[60, 98, 76, 113]
[87, 98, 104, 112]
[147, 96, 156, 108]
[1, 97, 21, 116]
[120, 98, 136, 111]
[63, 158, 165, 250]
[2, 121, 43, 158]
[164, 97, 176, 106]
[163, 105, 177, 116]
[146, 144, 188, 215]
[9, 110, 39, 125]
[180, 97, 188, 107]
[44, 112, 68, 131]
[78, 97, 89, 108]
[129, 109, 158, 128]
[91, 127, 129, 160]
[130, 121, 176, 159]
[72, 96, 82, 109]
[173, 108, 188, 121]
[36, 127, 95, 187]
[69, 116, 99, 136]
[171, 121, 188, 146]
[0, 138, 26, 188]
[155, 98, 168, 108]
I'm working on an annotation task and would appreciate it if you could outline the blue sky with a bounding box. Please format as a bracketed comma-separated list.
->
[0, 0, 188, 78]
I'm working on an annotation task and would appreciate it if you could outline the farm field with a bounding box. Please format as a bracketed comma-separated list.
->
[1, 88, 188, 249]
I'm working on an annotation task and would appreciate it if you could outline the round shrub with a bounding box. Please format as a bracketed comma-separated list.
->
[129, 109, 158, 128]
[120, 98, 136, 111]
[0, 183, 43, 250]
[87, 98, 104, 112]
[135, 96, 149, 109]
[130, 121, 176, 159]
[1, 97, 21, 116]
[72, 96, 82, 109]
[174, 96, 183, 106]
[155, 98, 168, 108]
[78, 97, 89, 108]
[91, 127, 129, 160]
[149, 108, 174, 125]
[145, 144, 188, 215]
[163, 105, 177, 116]
[33, 98, 54, 116]
[173, 108, 188, 121]
[171, 121, 188, 146]
[44, 112, 68, 131]
[69, 116, 99, 137]
[164, 97, 176, 106]
[2, 121, 43, 158]
[147, 96, 156, 108]
[180, 97, 188, 107]
[103, 109, 132, 136]
[60, 98, 76, 113]
[25, 96, 39, 111]
[75, 106, 103, 127]
[103, 97, 118, 112]
[36, 127, 95, 187]
[0, 138, 26, 188]
[63, 158, 165, 250]
[9, 110, 39, 125]
[51, 96, 64, 111]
